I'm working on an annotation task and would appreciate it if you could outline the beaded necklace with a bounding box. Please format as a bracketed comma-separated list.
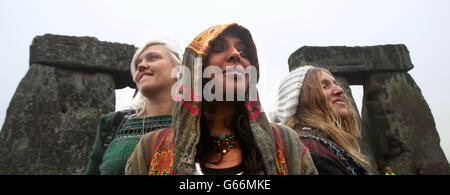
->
[210, 133, 236, 154]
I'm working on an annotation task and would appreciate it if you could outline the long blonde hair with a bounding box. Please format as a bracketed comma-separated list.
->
[285, 68, 370, 168]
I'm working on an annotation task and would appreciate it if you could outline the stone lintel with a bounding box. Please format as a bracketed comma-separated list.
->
[288, 44, 414, 85]
[30, 34, 137, 89]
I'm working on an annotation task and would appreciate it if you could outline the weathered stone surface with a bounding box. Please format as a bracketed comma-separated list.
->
[2, 34, 447, 175]
[30, 34, 137, 89]
[288, 44, 413, 85]
[362, 72, 449, 174]
[288, 44, 448, 174]
[0, 64, 115, 174]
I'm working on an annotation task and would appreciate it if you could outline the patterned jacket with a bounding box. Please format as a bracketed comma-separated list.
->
[298, 128, 370, 175]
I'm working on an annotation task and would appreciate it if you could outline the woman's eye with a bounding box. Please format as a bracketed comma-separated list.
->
[211, 44, 224, 52]
[238, 48, 248, 57]
[147, 55, 158, 61]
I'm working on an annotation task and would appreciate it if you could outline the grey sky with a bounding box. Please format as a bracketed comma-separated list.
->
[1, 0, 449, 161]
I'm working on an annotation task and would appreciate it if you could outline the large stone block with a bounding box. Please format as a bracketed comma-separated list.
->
[288, 44, 414, 85]
[0, 64, 115, 174]
[362, 72, 449, 174]
[30, 34, 137, 89]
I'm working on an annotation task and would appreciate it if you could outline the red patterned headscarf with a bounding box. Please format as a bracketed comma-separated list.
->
[171, 23, 278, 175]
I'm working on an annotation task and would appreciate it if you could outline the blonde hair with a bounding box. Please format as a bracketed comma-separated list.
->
[128, 40, 183, 118]
[285, 68, 370, 168]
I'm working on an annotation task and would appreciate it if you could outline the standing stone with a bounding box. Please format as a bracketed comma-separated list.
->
[289, 44, 449, 175]
[362, 72, 449, 174]
[0, 34, 137, 174]
[0, 64, 115, 174]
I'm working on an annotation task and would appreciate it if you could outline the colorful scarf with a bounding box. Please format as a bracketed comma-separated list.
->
[171, 23, 281, 174]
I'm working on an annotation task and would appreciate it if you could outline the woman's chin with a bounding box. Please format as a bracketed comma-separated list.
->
[337, 109, 350, 119]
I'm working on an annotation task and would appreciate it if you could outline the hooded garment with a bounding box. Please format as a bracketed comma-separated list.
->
[125, 23, 317, 175]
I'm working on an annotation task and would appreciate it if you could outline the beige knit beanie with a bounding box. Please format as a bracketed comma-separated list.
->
[270, 65, 315, 123]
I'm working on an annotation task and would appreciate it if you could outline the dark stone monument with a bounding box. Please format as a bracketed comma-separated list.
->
[0, 34, 137, 174]
[1, 34, 448, 175]
[289, 44, 449, 175]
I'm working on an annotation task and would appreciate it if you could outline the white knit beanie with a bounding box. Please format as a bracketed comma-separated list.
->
[271, 65, 315, 123]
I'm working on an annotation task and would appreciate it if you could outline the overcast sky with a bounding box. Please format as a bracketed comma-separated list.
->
[1, 0, 449, 161]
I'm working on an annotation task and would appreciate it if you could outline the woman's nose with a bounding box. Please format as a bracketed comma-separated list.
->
[226, 47, 241, 64]
[137, 62, 148, 72]
[333, 85, 344, 96]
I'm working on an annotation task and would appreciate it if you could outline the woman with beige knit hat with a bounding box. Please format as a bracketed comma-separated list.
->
[271, 65, 370, 175]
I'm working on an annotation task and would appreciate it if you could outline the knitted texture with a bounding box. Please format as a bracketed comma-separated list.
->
[85, 113, 171, 175]
[271, 65, 315, 123]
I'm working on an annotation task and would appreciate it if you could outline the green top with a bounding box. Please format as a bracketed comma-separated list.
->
[85, 112, 172, 175]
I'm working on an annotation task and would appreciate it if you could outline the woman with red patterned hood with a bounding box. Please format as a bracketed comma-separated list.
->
[125, 23, 317, 175]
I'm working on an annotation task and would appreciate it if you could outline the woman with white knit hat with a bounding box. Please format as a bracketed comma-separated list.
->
[271, 65, 370, 175]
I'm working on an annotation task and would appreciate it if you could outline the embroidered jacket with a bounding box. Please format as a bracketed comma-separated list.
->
[126, 123, 315, 175]
[298, 128, 370, 175]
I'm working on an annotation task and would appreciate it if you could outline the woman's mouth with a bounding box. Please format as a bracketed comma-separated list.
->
[139, 72, 154, 81]
[223, 68, 245, 80]
[333, 98, 345, 105]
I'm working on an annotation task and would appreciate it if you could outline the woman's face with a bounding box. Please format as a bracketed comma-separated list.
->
[317, 70, 349, 119]
[206, 33, 252, 100]
[133, 44, 177, 97]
